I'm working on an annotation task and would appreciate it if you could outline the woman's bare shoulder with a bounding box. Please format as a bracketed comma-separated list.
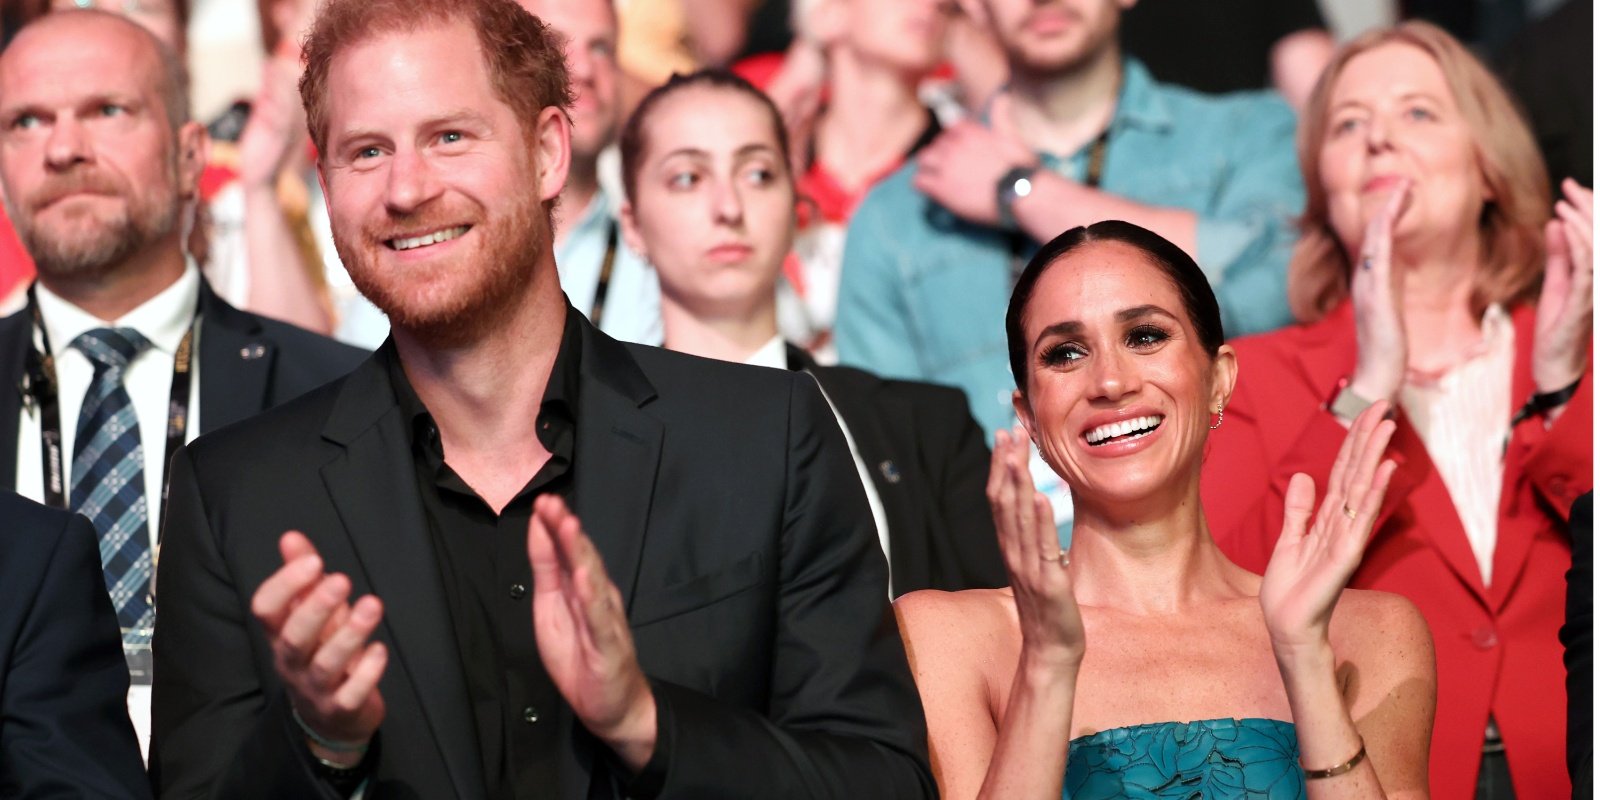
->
[895, 588, 1019, 651]
[1330, 587, 1434, 664]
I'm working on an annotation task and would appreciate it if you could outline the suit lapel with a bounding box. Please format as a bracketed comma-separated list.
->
[570, 322, 662, 614]
[0, 309, 30, 491]
[195, 282, 274, 433]
[1291, 304, 1489, 603]
[317, 350, 484, 800]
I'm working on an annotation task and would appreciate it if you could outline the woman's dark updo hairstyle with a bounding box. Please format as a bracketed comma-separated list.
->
[618, 68, 791, 204]
[1005, 220, 1225, 396]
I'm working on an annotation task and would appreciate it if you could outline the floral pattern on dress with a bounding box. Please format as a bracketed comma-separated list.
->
[1065, 717, 1306, 800]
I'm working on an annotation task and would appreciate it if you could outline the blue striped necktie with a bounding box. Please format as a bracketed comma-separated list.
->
[69, 326, 154, 646]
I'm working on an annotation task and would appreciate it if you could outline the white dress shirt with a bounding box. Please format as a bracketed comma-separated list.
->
[1399, 304, 1514, 587]
[12, 265, 203, 759]
[743, 336, 894, 593]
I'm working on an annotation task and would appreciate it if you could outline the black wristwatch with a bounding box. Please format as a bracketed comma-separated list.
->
[995, 165, 1039, 231]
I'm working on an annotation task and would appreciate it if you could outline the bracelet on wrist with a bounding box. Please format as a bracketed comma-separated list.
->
[1302, 736, 1366, 779]
[291, 704, 370, 754]
[1511, 374, 1583, 428]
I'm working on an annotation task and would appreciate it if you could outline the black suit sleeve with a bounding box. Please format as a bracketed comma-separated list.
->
[918, 385, 1005, 590]
[149, 448, 341, 800]
[0, 504, 149, 799]
[1564, 492, 1593, 800]
[636, 375, 935, 799]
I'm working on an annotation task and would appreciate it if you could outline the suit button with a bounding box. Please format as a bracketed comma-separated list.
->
[1471, 625, 1499, 650]
[1552, 476, 1569, 497]
[509, 583, 528, 599]
[523, 706, 540, 724]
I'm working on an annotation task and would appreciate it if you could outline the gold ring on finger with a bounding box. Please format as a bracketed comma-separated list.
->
[1342, 505, 1358, 521]
[1040, 548, 1069, 567]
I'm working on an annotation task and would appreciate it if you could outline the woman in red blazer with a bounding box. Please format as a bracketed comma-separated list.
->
[1202, 22, 1592, 800]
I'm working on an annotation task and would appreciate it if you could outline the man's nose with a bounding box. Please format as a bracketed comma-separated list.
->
[44, 114, 91, 170]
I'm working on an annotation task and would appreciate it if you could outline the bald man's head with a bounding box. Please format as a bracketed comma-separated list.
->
[4, 10, 191, 132]
[0, 9, 207, 284]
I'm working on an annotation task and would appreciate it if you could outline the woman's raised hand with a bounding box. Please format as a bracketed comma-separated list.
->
[1534, 179, 1593, 394]
[1348, 182, 1411, 405]
[989, 426, 1084, 668]
[1260, 403, 1398, 654]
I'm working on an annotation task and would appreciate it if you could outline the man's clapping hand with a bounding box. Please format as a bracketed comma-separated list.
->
[528, 495, 657, 773]
[251, 532, 387, 767]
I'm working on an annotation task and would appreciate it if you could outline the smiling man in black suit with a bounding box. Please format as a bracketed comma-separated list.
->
[148, 0, 933, 798]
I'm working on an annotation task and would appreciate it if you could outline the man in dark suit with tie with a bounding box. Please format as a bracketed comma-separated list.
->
[0, 491, 149, 798]
[149, 0, 934, 797]
[0, 9, 364, 750]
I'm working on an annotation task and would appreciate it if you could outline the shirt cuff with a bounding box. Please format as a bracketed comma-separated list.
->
[618, 682, 673, 799]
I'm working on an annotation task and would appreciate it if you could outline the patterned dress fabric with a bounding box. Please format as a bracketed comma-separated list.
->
[1066, 717, 1306, 800]
[69, 326, 154, 646]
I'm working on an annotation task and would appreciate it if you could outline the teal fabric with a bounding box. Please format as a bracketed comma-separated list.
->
[835, 59, 1302, 444]
[1065, 718, 1306, 800]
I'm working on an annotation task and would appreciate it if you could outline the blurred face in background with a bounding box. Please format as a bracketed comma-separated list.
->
[622, 86, 795, 322]
[51, 0, 185, 52]
[981, 0, 1130, 77]
[0, 13, 203, 280]
[522, 0, 619, 164]
[840, 0, 951, 76]
[1316, 42, 1488, 258]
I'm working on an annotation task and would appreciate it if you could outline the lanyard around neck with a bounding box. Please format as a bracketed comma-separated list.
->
[23, 285, 197, 529]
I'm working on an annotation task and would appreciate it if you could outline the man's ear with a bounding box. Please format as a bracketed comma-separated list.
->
[534, 106, 573, 204]
[176, 121, 211, 200]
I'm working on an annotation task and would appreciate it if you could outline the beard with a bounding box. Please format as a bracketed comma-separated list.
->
[9, 167, 179, 281]
[334, 189, 546, 349]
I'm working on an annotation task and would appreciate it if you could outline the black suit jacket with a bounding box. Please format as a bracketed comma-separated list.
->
[1563, 492, 1592, 800]
[788, 345, 1005, 596]
[0, 491, 150, 799]
[151, 318, 935, 800]
[0, 280, 367, 490]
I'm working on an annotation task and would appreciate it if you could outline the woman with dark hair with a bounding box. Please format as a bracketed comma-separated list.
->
[898, 219, 1434, 799]
[1201, 22, 1592, 799]
[616, 69, 1006, 596]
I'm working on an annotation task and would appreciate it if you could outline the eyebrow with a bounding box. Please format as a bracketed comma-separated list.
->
[330, 109, 490, 149]
[1029, 305, 1181, 350]
[658, 142, 780, 162]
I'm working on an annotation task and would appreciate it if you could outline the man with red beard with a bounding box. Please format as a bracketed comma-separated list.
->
[148, 0, 933, 798]
[0, 10, 364, 756]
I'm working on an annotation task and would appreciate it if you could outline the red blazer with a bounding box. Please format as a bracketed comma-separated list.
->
[1202, 301, 1590, 800]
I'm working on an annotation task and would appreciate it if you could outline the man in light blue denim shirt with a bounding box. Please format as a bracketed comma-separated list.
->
[535, 0, 661, 345]
[835, 0, 1302, 534]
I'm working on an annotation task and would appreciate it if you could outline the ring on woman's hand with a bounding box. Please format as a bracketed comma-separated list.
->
[1040, 549, 1069, 567]
[1342, 505, 1358, 520]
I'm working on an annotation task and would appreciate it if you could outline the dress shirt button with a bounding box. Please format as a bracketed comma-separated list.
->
[523, 706, 540, 724]
[509, 583, 528, 599]
[1552, 476, 1569, 498]
[1471, 625, 1499, 650]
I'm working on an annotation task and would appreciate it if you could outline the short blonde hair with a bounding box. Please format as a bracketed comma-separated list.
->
[1289, 21, 1551, 322]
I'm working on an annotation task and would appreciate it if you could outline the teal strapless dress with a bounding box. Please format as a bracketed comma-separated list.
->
[1065, 717, 1306, 800]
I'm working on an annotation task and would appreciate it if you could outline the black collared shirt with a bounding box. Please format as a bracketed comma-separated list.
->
[386, 307, 583, 800]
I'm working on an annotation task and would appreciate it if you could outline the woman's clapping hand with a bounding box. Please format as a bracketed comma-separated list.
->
[1534, 179, 1593, 394]
[989, 427, 1084, 668]
[1260, 403, 1398, 654]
